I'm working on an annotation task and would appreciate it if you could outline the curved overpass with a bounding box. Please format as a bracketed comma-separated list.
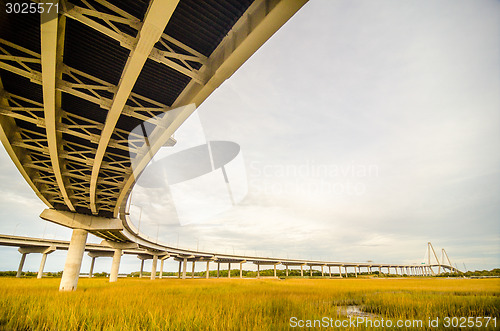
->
[0, 0, 459, 290]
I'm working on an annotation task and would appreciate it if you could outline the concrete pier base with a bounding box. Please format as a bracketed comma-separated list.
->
[89, 257, 96, 278]
[109, 249, 122, 282]
[151, 255, 158, 280]
[37, 246, 55, 279]
[59, 229, 88, 291]
[17, 253, 27, 278]
[182, 258, 187, 279]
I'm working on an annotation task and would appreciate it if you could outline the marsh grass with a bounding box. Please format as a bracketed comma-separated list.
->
[0, 278, 498, 330]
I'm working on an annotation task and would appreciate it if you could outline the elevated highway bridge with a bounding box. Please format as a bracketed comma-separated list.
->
[0, 0, 459, 290]
[1, 234, 459, 280]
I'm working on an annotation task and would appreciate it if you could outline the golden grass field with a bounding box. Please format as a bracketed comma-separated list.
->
[0, 277, 498, 330]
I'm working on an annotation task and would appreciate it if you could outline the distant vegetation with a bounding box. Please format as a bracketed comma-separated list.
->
[0, 278, 498, 330]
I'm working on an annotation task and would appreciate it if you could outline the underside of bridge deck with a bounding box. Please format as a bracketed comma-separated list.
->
[0, 0, 308, 290]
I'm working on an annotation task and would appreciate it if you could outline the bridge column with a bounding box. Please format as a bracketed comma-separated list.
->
[273, 264, 277, 278]
[217, 262, 220, 278]
[286, 265, 288, 277]
[300, 264, 303, 277]
[344, 266, 348, 278]
[159, 259, 164, 279]
[257, 264, 260, 278]
[378, 266, 383, 276]
[227, 263, 231, 279]
[109, 249, 122, 282]
[239, 262, 243, 278]
[191, 260, 195, 279]
[37, 248, 55, 279]
[140, 260, 144, 278]
[59, 229, 88, 291]
[16, 253, 27, 278]
[89, 256, 96, 278]
[329, 266, 331, 278]
[338, 265, 342, 278]
[355, 266, 358, 278]
[206, 261, 210, 279]
[151, 255, 158, 280]
[310, 265, 312, 277]
[178, 260, 182, 278]
[182, 258, 187, 279]
[321, 265, 324, 277]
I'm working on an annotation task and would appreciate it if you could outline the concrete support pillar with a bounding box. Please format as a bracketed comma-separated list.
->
[182, 258, 187, 279]
[310, 265, 312, 277]
[344, 266, 348, 278]
[300, 264, 303, 277]
[217, 262, 220, 278]
[37, 253, 48, 279]
[355, 266, 358, 278]
[273, 264, 276, 278]
[321, 265, 324, 277]
[379, 266, 382, 276]
[109, 249, 122, 282]
[178, 260, 182, 278]
[228, 263, 231, 279]
[17, 253, 27, 278]
[89, 256, 96, 278]
[338, 265, 342, 278]
[286, 265, 288, 277]
[329, 266, 331, 278]
[160, 259, 164, 279]
[191, 261, 195, 279]
[140, 260, 144, 278]
[151, 255, 158, 280]
[206, 261, 210, 279]
[239, 262, 243, 279]
[59, 229, 88, 291]
[257, 264, 260, 278]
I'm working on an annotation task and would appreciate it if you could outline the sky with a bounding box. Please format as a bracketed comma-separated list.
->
[0, 0, 499, 274]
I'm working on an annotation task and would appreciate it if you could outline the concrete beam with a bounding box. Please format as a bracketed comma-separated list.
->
[37, 246, 56, 279]
[182, 257, 187, 279]
[89, 256, 96, 278]
[109, 249, 122, 282]
[60, 229, 88, 291]
[90, 0, 180, 215]
[151, 255, 158, 280]
[40, 209, 123, 231]
[16, 253, 27, 277]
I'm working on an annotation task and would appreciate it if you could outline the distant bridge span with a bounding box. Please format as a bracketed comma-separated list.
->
[0, 234, 460, 280]
[0, 0, 459, 291]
